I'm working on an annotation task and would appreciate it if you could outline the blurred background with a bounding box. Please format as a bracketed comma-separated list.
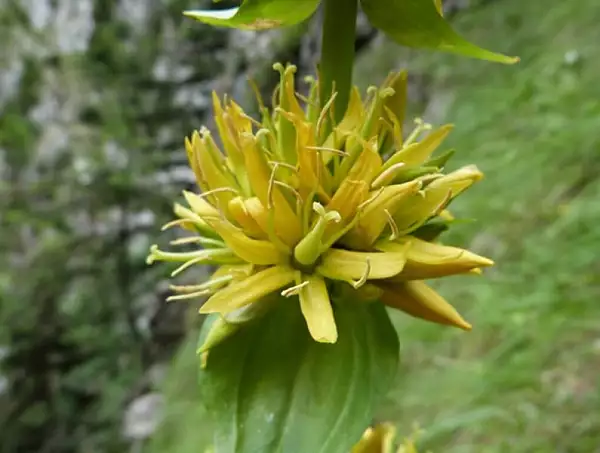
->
[1, 0, 599, 452]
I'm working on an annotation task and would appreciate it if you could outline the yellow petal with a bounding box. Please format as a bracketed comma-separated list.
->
[173, 202, 214, 235]
[185, 135, 208, 192]
[243, 197, 294, 253]
[210, 263, 254, 281]
[202, 216, 286, 265]
[383, 125, 453, 170]
[295, 121, 332, 201]
[343, 181, 422, 249]
[212, 93, 243, 168]
[241, 134, 302, 245]
[317, 248, 408, 282]
[274, 63, 303, 165]
[377, 236, 494, 279]
[228, 196, 267, 238]
[298, 274, 337, 343]
[392, 185, 451, 233]
[191, 130, 237, 210]
[351, 423, 396, 453]
[212, 93, 251, 195]
[321, 86, 364, 165]
[379, 280, 472, 330]
[391, 166, 482, 233]
[382, 71, 407, 139]
[183, 191, 220, 218]
[427, 164, 483, 197]
[200, 265, 296, 313]
[326, 140, 382, 239]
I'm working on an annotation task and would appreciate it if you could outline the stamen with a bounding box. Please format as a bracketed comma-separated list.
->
[351, 259, 371, 289]
[379, 87, 396, 98]
[281, 281, 310, 298]
[170, 275, 234, 293]
[268, 160, 298, 173]
[305, 145, 348, 156]
[267, 162, 278, 209]
[371, 163, 406, 189]
[166, 289, 211, 302]
[417, 173, 445, 185]
[404, 118, 433, 147]
[274, 181, 303, 209]
[239, 112, 263, 129]
[161, 219, 191, 231]
[146, 247, 236, 276]
[255, 129, 277, 156]
[396, 190, 454, 237]
[366, 85, 378, 101]
[146, 245, 211, 264]
[384, 209, 400, 241]
[433, 190, 453, 216]
[169, 236, 224, 247]
[197, 187, 240, 199]
[271, 83, 280, 110]
[295, 91, 317, 107]
[316, 92, 338, 139]
[358, 187, 386, 211]
[171, 256, 209, 277]
[302, 191, 317, 234]
[266, 161, 303, 210]
[248, 77, 265, 111]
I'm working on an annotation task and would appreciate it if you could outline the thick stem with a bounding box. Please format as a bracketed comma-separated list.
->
[319, 0, 358, 124]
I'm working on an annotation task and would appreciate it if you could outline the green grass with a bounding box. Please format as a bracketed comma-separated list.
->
[149, 0, 600, 451]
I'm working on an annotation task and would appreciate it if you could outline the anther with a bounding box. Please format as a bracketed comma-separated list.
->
[305, 146, 348, 156]
[281, 281, 310, 298]
[351, 259, 371, 289]
[316, 92, 338, 139]
[166, 290, 211, 302]
[404, 118, 433, 147]
[371, 163, 406, 189]
[384, 209, 400, 241]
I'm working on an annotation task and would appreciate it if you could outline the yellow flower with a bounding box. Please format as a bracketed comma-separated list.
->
[352, 423, 424, 453]
[147, 64, 493, 348]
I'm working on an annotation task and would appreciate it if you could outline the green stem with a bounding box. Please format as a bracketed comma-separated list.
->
[319, 0, 358, 124]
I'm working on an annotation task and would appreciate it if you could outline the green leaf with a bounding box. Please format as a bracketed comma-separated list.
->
[198, 298, 399, 453]
[184, 0, 320, 30]
[360, 0, 519, 64]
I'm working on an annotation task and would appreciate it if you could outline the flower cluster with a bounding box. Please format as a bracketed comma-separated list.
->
[147, 64, 492, 347]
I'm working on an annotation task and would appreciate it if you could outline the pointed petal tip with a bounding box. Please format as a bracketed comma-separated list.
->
[457, 318, 472, 331]
[481, 257, 495, 267]
[314, 335, 338, 344]
[198, 304, 217, 314]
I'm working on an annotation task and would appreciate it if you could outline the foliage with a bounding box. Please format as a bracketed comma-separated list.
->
[199, 301, 398, 453]
[0, 0, 228, 450]
[186, 0, 516, 63]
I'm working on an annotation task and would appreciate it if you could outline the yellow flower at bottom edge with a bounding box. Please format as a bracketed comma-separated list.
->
[146, 63, 493, 350]
[352, 423, 425, 453]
